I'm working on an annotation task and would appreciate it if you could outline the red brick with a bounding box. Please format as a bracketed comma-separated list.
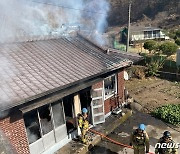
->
[92, 81, 103, 89]
[0, 110, 30, 154]
[117, 70, 125, 101]
[104, 70, 125, 114]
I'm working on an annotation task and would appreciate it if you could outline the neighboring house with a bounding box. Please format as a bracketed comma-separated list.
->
[121, 26, 169, 43]
[0, 34, 142, 154]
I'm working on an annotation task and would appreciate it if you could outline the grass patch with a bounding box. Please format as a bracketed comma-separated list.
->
[152, 104, 180, 126]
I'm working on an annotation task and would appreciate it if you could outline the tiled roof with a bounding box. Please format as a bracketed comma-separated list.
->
[0, 35, 136, 111]
[106, 48, 144, 63]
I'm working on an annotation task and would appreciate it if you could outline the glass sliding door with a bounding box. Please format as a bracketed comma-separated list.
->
[24, 110, 44, 154]
[51, 101, 67, 142]
[24, 101, 68, 154]
[38, 105, 56, 150]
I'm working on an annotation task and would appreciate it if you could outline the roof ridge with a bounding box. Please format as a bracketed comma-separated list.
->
[0, 34, 77, 45]
[77, 33, 108, 54]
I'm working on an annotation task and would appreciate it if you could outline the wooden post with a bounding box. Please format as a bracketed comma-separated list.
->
[126, 1, 131, 52]
[74, 94, 81, 135]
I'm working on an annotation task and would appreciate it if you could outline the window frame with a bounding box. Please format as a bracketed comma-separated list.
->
[103, 74, 117, 100]
[23, 101, 66, 146]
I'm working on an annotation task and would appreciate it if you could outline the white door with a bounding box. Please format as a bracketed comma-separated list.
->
[91, 88, 105, 125]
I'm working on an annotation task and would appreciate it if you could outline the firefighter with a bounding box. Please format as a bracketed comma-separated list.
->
[78, 108, 89, 144]
[155, 131, 178, 154]
[130, 124, 150, 154]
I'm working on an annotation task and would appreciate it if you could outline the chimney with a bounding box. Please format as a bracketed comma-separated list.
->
[106, 48, 110, 54]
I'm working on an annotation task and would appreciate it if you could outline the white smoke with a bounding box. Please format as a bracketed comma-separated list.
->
[0, 55, 19, 113]
[0, 0, 110, 112]
[0, 0, 110, 45]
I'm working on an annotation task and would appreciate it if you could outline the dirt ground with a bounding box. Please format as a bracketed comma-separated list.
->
[125, 77, 180, 113]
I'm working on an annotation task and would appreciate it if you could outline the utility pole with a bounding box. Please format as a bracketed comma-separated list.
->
[126, 1, 131, 52]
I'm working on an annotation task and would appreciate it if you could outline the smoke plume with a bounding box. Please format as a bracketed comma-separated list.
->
[0, 0, 110, 45]
[0, 0, 110, 114]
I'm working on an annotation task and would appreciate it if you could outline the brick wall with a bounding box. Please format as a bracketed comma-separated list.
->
[117, 70, 125, 100]
[91, 70, 125, 115]
[104, 98, 111, 114]
[92, 81, 103, 89]
[104, 70, 125, 114]
[0, 110, 30, 154]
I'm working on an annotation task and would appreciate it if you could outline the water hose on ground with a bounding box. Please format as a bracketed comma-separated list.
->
[68, 119, 155, 153]
[88, 128, 155, 154]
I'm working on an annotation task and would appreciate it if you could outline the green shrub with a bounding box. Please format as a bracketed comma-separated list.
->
[175, 29, 180, 38]
[145, 56, 165, 77]
[175, 38, 180, 46]
[143, 40, 157, 53]
[159, 41, 178, 56]
[152, 104, 180, 125]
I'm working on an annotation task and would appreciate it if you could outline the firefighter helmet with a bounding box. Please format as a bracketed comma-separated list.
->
[163, 131, 171, 137]
[138, 124, 146, 131]
[82, 108, 88, 113]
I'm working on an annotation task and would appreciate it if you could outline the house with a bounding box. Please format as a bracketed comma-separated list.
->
[0, 34, 142, 154]
[121, 26, 169, 44]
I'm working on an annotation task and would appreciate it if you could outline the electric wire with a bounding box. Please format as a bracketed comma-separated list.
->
[29, 0, 107, 15]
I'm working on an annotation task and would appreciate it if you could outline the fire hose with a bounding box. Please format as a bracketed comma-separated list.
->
[88, 128, 155, 154]
[67, 120, 154, 153]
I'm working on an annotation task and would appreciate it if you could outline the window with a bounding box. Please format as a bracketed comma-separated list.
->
[51, 101, 65, 128]
[38, 105, 53, 135]
[24, 110, 41, 144]
[144, 31, 148, 38]
[104, 75, 117, 99]
[24, 102, 66, 146]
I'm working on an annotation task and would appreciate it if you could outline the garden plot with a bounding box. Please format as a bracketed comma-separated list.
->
[125, 77, 180, 113]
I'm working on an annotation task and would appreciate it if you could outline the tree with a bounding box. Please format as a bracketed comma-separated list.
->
[175, 29, 180, 38]
[143, 40, 157, 53]
[159, 41, 178, 56]
[175, 38, 180, 46]
[146, 56, 165, 77]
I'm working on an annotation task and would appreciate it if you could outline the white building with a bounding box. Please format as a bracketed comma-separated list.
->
[130, 26, 169, 42]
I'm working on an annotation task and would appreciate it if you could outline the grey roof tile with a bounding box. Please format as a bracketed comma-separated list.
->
[0, 35, 139, 111]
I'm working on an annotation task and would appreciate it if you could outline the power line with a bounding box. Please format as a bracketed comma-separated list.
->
[29, 1, 107, 15]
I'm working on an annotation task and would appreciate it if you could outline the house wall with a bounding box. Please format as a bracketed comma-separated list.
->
[91, 70, 125, 115]
[92, 81, 103, 89]
[0, 110, 30, 154]
[0, 70, 125, 154]
[104, 70, 124, 114]
[131, 34, 144, 41]
[117, 70, 125, 100]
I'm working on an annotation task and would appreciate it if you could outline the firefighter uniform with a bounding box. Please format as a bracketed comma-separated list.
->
[155, 136, 178, 154]
[78, 108, 89, 144]
[130, 124, 150, 154]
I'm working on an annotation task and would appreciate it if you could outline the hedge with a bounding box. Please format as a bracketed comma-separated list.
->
[152, 104, 180, 125]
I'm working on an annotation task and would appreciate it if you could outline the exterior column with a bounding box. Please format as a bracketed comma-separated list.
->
[73, 94, 81, 135]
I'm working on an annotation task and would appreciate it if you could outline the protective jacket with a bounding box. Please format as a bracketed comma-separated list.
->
[155, 137, 178, 154]
[78, 114, 89, 130]
[130, 129, 150, 151]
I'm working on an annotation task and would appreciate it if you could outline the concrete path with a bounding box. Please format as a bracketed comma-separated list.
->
[89, 110, 180, 154]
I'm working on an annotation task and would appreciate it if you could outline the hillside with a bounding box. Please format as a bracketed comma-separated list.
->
[108, 0, 180, 29]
